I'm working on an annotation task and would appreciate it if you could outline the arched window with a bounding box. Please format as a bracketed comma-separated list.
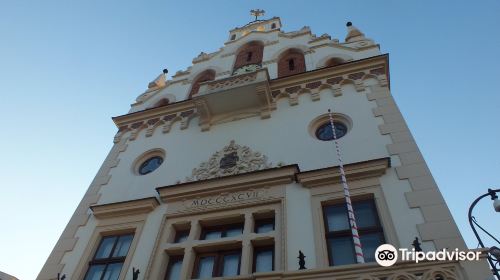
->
[233, 41, 264, 71]
[152, 98, 169, 108]
[277, 49, 306, 78]
[189, 70, 216, 98]
[325, 57, 346, 67]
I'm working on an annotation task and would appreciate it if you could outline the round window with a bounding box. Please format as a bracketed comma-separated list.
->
[315, 121, 348, 141]
[138, 156, 163, 175]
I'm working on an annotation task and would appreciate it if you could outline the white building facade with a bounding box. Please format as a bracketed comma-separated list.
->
[38, 17, 492, 280]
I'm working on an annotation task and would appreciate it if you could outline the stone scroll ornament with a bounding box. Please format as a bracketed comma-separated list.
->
[185, 140, 278, 182]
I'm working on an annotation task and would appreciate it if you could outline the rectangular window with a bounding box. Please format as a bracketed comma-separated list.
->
[174, 229, 189, 243]
[253, 246, 274, 273]
[84, 233, 134, 280]
[193, 250, 241, 278]
[200, 223, 243, 240]
[254, 218, 275, 234]
[323, 198, 384, 266]
[164, 255, 183, 280]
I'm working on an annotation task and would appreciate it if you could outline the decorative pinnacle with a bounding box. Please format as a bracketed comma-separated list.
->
[346, 21, 353, 27]
[250, 9, 265, 21]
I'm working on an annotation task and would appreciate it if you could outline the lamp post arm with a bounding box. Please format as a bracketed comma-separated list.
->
[468, 188, 500, 280]
[471, 216, 500, 245]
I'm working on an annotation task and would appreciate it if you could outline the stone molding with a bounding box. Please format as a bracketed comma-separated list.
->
[113, 55, 390, 144]
[157, 156, 392, 207]
[90, 197, 160, 219]
[157, 165, 299, 203]
[278, 26, 312, 38]
[297, 158, 390, 188]
[146, 202, 285, 279]
[270, 55, 389, 104]
[308, 33, 332, 43]
[367, 83, 467, 251]
[192, 49, 222, 64]
[112, 102, 197, 143]
[167, 258, 480, 280]
[228, 17, 281, 33]
[72, 220, 146, 280]
[206, 72, 258, 91]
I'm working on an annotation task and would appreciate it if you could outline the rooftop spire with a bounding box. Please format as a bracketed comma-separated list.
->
[345, 21, 366, 43]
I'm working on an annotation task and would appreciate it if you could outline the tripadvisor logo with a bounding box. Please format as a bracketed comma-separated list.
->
[375, 244, 398, 267]
[374, 244, 481, 267]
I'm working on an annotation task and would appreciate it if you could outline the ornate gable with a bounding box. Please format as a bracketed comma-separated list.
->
[185, 140, 277, 182]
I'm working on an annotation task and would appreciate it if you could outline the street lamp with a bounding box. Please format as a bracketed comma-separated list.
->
[468, 188, 500, 280]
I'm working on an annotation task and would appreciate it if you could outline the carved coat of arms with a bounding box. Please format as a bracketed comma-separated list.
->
[185, 140, 273, 182]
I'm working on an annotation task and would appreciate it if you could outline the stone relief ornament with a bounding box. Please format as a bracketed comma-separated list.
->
[185, 140, 275, 182]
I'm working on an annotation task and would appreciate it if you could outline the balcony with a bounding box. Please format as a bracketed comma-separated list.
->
[193, 69, 273, 131]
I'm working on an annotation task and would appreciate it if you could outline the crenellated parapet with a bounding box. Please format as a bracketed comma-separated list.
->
[127, 18, 381, 113]
[112, 54, 389, 144]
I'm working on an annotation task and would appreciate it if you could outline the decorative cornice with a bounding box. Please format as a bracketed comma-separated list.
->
[296, 158, 391, 188]
[206, 72, 258, 91]
[157, 165, 299, 203]
[308, 33, 332, 43]
[270, 54, 390, 103]
[90, 197, 160, 219]
[112, 101, 197, 142]
[157, 157, 390, 203]
[310, 42, 377, 52]
[113, 100, 195, 127]
[113, 55, 389, 142]
[278, 26, 312, 38]
[192, 49, 222, 64]
[228, 17, 281, 33]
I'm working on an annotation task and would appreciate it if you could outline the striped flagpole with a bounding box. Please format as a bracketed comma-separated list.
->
[328, 109, 365, 263]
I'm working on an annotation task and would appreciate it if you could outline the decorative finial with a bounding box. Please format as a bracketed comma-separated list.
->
[345, 22, 366, 43]
[162, 68, 168, 74]
[250, 9, 265, 21]
[298, 250, 307, 270]
[412, 237, 423, 252]
[133, 267, 140, 280]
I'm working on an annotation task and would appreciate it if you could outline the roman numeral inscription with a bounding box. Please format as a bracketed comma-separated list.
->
[188, 189, 265, 208]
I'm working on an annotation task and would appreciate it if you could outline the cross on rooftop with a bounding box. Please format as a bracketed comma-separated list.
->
[250, 9, 265, 21]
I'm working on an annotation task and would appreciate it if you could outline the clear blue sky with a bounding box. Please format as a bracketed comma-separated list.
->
[1, 1, 499, 279]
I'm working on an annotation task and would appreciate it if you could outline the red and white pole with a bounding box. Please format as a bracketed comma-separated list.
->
[328, 109, 365, 263]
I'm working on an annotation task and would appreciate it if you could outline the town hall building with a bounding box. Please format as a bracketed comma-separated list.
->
[38, 13, 492, 280]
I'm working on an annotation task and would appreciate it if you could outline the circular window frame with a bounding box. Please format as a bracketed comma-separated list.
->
[132, 149, 166, 176]
[308, 113, 352, 141]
